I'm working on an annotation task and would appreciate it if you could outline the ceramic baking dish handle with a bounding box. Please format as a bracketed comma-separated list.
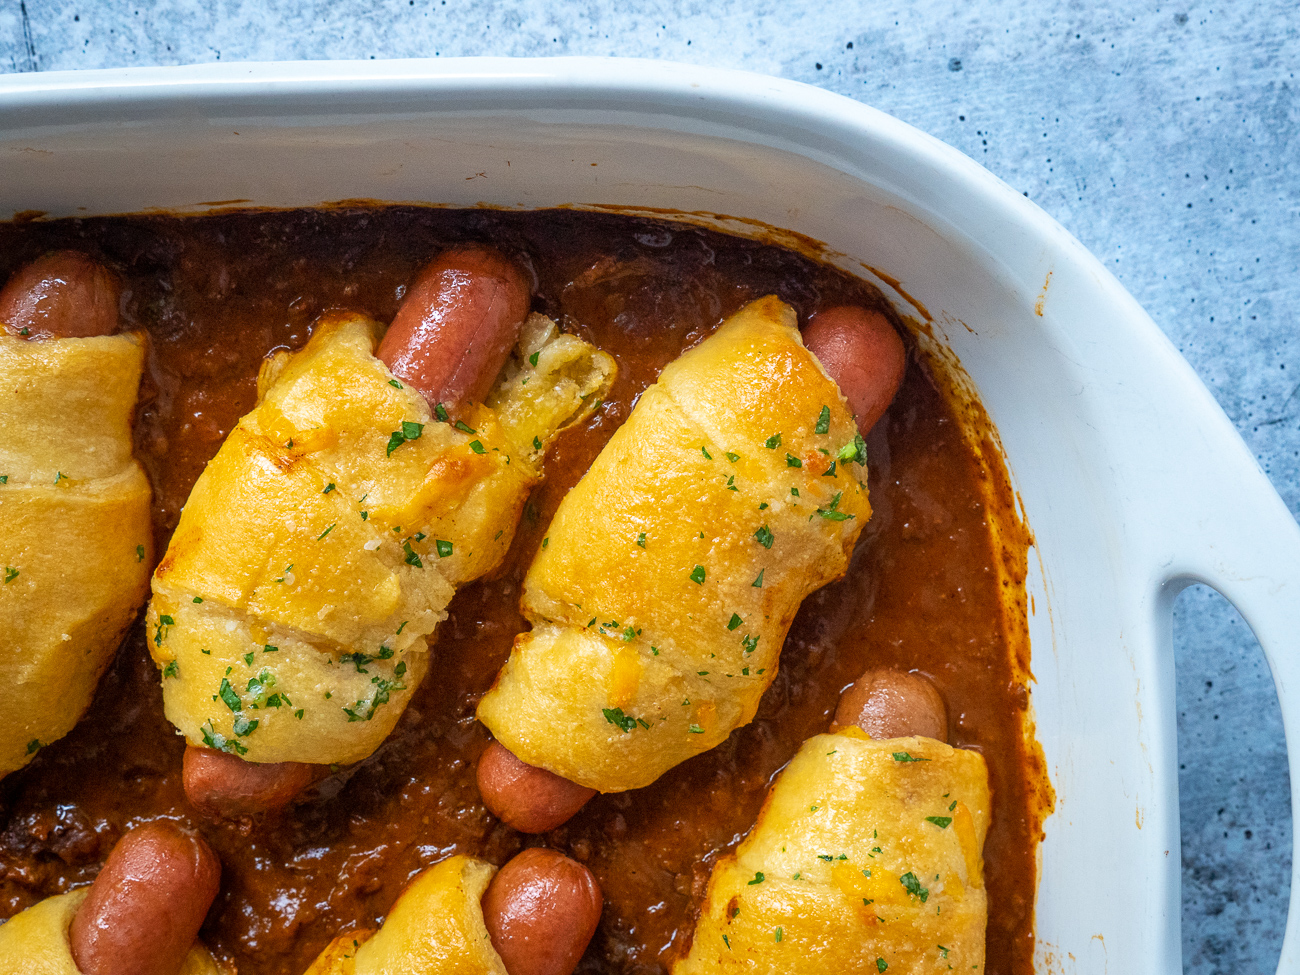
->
[1161, 461, 1300, 971]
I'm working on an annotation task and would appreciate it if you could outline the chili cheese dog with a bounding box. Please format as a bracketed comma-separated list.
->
[147, 249, 615, 778]
[675, 670, 988, 975]
[305, 850, 601, 975]
[0, 252, 152, 778]
[476, 296, 901, 819]
[0, 822, 224, 975]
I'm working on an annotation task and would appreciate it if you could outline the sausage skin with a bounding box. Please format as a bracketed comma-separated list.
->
[0, 251, 120, 340]
[181, 745, 321, 820]
[803, 305, 906, 432]
[831, 668, 948, 742]
[377, 245, 530, 409]
[477, 741, 597, 834]
[68, 822, 220, 975]
[181, 246, 527, 820]
[482, 848, 603, 975]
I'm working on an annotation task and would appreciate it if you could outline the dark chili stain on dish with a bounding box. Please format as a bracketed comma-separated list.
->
[0, 208, 1040, 975]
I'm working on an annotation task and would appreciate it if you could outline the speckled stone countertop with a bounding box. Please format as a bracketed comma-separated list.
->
[2, 1, 1297, 970]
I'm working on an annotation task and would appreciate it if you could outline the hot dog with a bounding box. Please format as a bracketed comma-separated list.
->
[478, 300, 907, 834]
[67, 823, 221, 975]
[163, 246, 614, 819]
[831, 667, 948, 742]
[482, 849, 603, 975]
[304, 849, 601, 975]
[0, 250, 120, 340]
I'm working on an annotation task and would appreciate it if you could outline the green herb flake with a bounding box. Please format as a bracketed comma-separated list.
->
[26, 739, 41, 755]
[838, 433, 868, 465]
[748, 872, 765, 885]
[790, 487, 800, 497]
[925, 816, 953, 829]
[689, 724, 705, 734]
[295, 709, 305, 719]
[816, 492, 854, 522]
[533, 435, 542, 450]
[636, 532, 647, 548]
[528, 350, 541, 367]
[815, 405, 831, 434]
[823, 461, 837, 477]
[900, 871, 930, 903]
[689, 565, 706, 584]
[701, 445, 713, 460]
[135, 544, 146, 563]
[454, 420, 476, 435]
[722, 935, 731, 950]
[754, 525, 774, 549]
[752, 569, 765, 588]
[435, 539, 453, 558]
[892, 752, 930, 763]
[388, 378, 403, 389]
[192, 596, 204, 604]
[726, 452, 739, 463]
[602, 707, 641, 733]
[877, 959, 889, 973]
[785, 453, 802, 468]
[200, 721, 247, 756]
[727, 613, 743, 631]
[163, 660, 179, 679]
[434, 403, 450, 423]
[403, 539, 424, 568]
[317, 523, 336, 540]
[233, 715, 258, 737]
[764, 433, 781, 449]
[938, 945, 951, 959]
[741, 634, 759, 653]
[469, 440, 486, 454]
[0, 475, 6, 484]
[949, 800, 958, 811]
[3, 566, 18, 584]
[775, 927, 783, 943]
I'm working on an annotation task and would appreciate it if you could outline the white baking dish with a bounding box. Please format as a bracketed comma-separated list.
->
[1, 58, 1297, 973]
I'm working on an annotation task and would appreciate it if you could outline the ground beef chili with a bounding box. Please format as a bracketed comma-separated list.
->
[0, 207, 1048, 975]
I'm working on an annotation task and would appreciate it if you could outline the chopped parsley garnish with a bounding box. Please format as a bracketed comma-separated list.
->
[232, 715, 258, 737]
[243, 652, 255, 666]
[785, 453, 802, 468]
[727, 613, 743, 631]
[689, 565, 706, 584]
[816, 492, 854, 521]
[775, 927, 783, 943]
[295, 709, 305, 720]
[343, 672, 406, 722]
[726, 475, 737, 490]
[823, 461, 837, 477]
[892, 752, 929, 762]
[386, 420, 425, 456]
[741, 634, 759, 653]
[752, 569, 765, 587]
[0, 475, 6, 483]
[529, 350, 540, 367]
[949, 800, 958, 811]
[54, 471, 67, 485]
[603, 707, 649, 733]
[726, 451, 739, 463]
[434, 403, 450, 423]
[435, 539, 453, 558]
[748, 871, 765, 885]
[136, 544, 145, 562]
[201, 721, 247, 756]
[815, 405, 831, 434]
[542, 537, 549, 549]
[402, 539, 424, 568]
[722, 935, 731, 950]
[701, 446, 713, 460]
[153, 615, 174, 646]
[838, 433, 867, 465]
[26, 739, 41, 755]
[688, 724, 705, 734]
[388, 378, 403, 388]
[218, 678, 242, 712]
[533, 435, 542, 450]
[636, 532, 646, 548]
[454, 420, 476, 434]
[899, 871, 930, 903]
[938, 945, 951, 959]
[790, 487, 800, 497]
[3, 566, 17, 584]
[754, 525, 774, 548]
[317, 523, 336, 540]
[396, 620, 409, 635]
[323, 482, 336, 494]
[877, 959, 889, 972]
[925, 816, 953, 829]
[764, 433, 782, 449]
[469, 439, 486, 454]
[163, 660, 179, 679]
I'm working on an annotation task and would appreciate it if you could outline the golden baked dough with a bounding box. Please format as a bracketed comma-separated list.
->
[304, 855, 508, 975]
[0, 334, 152, 778]
[0, 888, 225, 975]
[675, 730, 990, 975]
[477, 296, 869, 791]
[148, 312, 613, 766]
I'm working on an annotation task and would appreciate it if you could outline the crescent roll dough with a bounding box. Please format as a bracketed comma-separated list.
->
[477, 296, 870, 791]
[676, 730, 991, 975]
[0, 888, 225, 975]
[304, 855, 508, 975]
[0, 334, 152, 778]
[148, 311, 614, 766]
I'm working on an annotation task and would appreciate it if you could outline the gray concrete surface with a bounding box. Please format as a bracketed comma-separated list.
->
[2, 1, 1297, 970]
